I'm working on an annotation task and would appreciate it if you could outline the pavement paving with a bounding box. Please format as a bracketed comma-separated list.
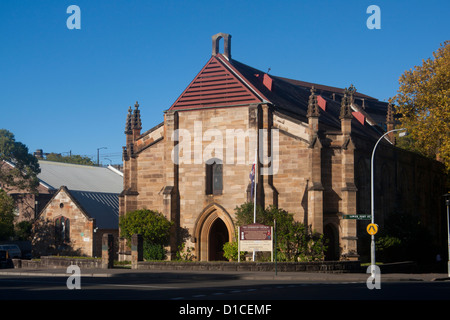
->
[1, 267, 449, 282]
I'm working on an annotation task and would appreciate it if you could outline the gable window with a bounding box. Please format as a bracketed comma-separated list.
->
[55, 216, 70, 243]
[206, 159, 223, 195]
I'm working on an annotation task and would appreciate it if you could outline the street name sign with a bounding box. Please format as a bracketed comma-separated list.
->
[343, 214, 371, 220]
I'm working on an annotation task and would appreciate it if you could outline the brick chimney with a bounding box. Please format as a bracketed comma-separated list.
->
[34, 149, 44, 159]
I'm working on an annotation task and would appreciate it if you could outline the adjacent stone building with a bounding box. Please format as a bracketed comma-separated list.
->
[35, 161, 123, 257]
[119, 33, 447, 262]
[1, 160, 54, 223]
[37, 186, 119, 257]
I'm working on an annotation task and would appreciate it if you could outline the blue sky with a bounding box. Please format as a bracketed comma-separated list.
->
[1, 0, 448, 164]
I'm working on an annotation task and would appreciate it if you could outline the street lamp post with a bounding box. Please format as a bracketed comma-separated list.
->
[370, 128, 406, 276]
[444, 193, 450, 277]
[97, 147, 107, 166]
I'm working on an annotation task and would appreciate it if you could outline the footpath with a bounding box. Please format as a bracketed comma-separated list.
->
[0, 267, 449, 282]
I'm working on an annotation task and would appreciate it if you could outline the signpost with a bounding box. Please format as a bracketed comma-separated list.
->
[238, 223, 273, 262]
[343, 214, 371, 220]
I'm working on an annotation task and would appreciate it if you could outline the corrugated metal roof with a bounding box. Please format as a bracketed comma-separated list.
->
[37, 160, 123, 193]
[69, 190, 119, 229]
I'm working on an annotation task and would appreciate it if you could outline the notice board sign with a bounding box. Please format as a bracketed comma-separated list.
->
[238, 223, 273, 261]
[240, 223, 272, 241]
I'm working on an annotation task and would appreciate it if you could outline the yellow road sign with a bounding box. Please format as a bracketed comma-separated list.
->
[367, 223, 378, 235]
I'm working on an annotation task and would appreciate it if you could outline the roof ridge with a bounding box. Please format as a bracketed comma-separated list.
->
[38, 159, 99, 168]
[272, 75, 377, 100]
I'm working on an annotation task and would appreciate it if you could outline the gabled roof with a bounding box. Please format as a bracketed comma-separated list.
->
[169, 55, 265, 111]
[37, 160, 123, 193]
[168, 50, 389, 141]
[41, 186, 119, 230]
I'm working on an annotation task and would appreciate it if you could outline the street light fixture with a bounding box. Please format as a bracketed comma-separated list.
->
[444, 193, 450, 277]
[97, 147, 107, 166]
[370, 128, 407, 277]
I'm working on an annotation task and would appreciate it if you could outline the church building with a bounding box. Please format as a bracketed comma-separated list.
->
[119, 33, 446, 262]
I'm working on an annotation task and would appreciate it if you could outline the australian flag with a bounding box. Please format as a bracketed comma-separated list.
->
[249, 163, 255, 199]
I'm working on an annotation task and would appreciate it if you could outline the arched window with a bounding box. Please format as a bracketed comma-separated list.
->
[55, 216, 70, 243]
[206, 158, 223, 195]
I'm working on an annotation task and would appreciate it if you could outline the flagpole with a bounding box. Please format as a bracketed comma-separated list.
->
[253, 145, 257, 261]
[253, 145, 257, 224]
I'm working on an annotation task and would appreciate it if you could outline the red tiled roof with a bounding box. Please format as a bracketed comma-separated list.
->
[169, 55, 263, 111]
[167, 51, 388, 141]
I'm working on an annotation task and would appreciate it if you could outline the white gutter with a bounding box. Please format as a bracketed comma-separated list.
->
[107, 165, 123, 177]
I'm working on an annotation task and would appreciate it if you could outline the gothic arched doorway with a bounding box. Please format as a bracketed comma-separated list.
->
[208, 218, 229, 261]
[324, 223, 339, 261]
[194, 203, 234, 261]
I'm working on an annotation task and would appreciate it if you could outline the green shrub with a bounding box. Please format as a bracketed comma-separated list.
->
[144, 242, 167, 261]
[223, 241, 245, 261]
[119, 209, 173, 261]
[176, 243, 196, 261]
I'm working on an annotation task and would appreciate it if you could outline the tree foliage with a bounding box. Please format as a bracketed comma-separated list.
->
[391, 41, 450, 172]
[227, 202, 326, 262]
[45, 153, 94, 166]
[14, 220, 33, 240]
[31, 217, 82, 257]
[0, 129, 40, 193]
[0, 189, 15, 240]
[375, 211, 434, 264]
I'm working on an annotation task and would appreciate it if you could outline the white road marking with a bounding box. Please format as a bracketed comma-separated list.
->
[106, 283, 181, 289]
